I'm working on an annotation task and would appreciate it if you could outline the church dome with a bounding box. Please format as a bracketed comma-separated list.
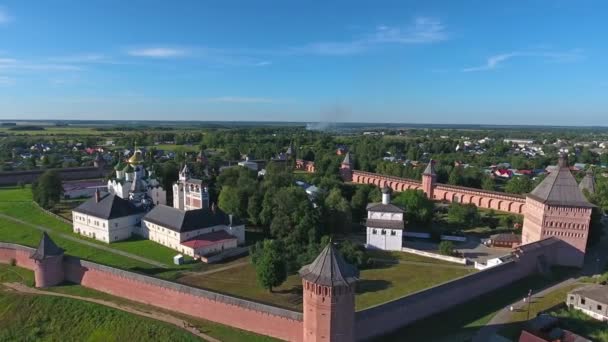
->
[128, 151, 144, 164]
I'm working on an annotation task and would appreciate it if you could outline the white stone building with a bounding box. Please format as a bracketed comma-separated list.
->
[107, 149, 166, 206]
[366, 186, 405, 251]
[72, 190, 144, 243]
[142, 204, 245, 258]
[172, 164, 210, 211]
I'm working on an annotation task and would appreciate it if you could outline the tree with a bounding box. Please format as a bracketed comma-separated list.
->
[218, 185, 240, 215]
[447, 202, 479, 226]
[32, 170, 63, 209]
[247, 192, 263, 225]
[481, 176, 495, 191]
[438, 241, 455, 256]
[252, 240, 287, 292]
[323, 188, 352, 235]
[448, 167, 463, 186]
[505, 176, 534, 194]
[392, 189, 434, 225]
[338, 240, 370, 269]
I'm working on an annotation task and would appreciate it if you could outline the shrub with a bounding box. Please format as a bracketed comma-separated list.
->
[9, 258, 16, 266]
[438, 241, 455, 256]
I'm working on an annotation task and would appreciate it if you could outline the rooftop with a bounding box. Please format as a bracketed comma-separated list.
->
[366, 202, 404, 213]
[527, 155, 594, 208]
[30, 232, 64, 261]
[144, 205, 241, 233]
[181, 230, 236, 250]
[570, 284, 608, 304]
[73, 192, 142, 219]
[299, 243, 359, 287]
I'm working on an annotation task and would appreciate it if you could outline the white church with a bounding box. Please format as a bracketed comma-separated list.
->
[366, 186, 405, 251]
[106, 149, 167, 206]
[73, 153, 245, 261]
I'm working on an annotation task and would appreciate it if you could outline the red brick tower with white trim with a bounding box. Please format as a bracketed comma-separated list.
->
[340, 152, 353, 182]
[422, 159, 437, 199]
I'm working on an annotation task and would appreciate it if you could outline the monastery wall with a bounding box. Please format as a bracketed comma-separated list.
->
[0, 242, 303, 342]
[350, 170, 525, 214]
[354, 238, 565, 341]
[0, 166, 109, 185]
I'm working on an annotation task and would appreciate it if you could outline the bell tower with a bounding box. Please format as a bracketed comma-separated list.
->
[299, 243, 359, 342]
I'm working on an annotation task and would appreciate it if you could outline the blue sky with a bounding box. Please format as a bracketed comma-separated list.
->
[0, 1, 606, 125]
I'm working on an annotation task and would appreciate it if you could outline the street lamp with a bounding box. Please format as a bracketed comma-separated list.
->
[526, 289, 533, 320]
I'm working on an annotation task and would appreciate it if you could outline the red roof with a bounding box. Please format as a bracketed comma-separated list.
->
[180, 230, 236, 249]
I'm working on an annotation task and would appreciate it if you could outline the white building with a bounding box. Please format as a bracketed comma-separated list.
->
[142, 204, 245, 258]
[72, 190, 145, 243]
[107, 150, 166, 206]
[366, 186, 405, 251]
[172, 164, 210, 211]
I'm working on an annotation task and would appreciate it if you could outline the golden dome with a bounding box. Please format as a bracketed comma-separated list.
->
[128, 151, 144, 164]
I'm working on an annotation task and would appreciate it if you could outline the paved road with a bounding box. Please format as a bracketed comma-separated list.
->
[2, 282, 217, 342]
[473, 224, 608, 342]
[0, 213, 169, 268]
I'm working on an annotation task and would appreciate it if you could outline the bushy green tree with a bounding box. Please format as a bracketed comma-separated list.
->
[392, 189, 434, 225]
[447, 202, 479, 226]
[505, 176, 534, 194]
[323, 188, 352, 235]
[32, 170, 63, 209]
[252, 240, 287, 292]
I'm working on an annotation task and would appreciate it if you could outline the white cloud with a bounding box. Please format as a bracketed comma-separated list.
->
[292, 17, 447, 56]
[462, 49, 584, 72]
[203, 96, 281, 104]
[0, 57, 81, 72]
[0, 7, 12, 24]
[49, 54, 114, 64]
[127, 47, 188, 58]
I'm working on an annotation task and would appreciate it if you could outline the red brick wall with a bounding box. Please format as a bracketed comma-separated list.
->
[63, 259, 303, 341]
[0, 244, 36, 270]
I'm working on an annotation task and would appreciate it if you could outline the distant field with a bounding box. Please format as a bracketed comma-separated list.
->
[178, 251, 475, 311]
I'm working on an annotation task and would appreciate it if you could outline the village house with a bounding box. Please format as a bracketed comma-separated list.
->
[567, 284, 608, 322]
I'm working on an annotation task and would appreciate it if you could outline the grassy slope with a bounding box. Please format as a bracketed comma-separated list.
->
[0, 265, 277, 342]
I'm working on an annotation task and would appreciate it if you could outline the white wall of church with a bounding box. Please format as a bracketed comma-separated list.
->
[366, 227, 403, 251]
[368, 211, 403, 221]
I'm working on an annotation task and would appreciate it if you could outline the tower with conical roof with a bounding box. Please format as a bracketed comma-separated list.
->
[30, 232, 65, 288]
[340, 152, 353, 182]
[299, 243, 359, 342]
[422, 159, 437, 199]
[579, 168, 596, 195]
[522, 153, 594, 267]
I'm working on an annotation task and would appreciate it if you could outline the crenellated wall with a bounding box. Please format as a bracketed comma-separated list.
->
[0, 242, 304, 342]
[350, 170, 525, 214]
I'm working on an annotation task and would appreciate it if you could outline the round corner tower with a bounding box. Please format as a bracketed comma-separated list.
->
[299, 243, 359, 342]
[421, 159, 437, 199]
[30, 232, 65, 288]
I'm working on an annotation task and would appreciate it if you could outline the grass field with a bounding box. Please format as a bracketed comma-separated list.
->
[0, 265, 277, 342]
[551, 308, 608, 341]
[178, 254, 475, 311]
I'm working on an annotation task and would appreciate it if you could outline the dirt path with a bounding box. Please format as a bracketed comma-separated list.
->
[182, 261, 249, 277]
[2, 282, 220, 342]
[0, 213, 169, 268]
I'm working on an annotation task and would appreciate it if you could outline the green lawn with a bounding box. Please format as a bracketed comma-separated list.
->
[0, 290, 204, 341]
[366, 249, 462, 265]
[0, 265, 277, 342]
[0, 186, 32, 202]
[178, 256, 475, 311]
[377, 268, 577, 342]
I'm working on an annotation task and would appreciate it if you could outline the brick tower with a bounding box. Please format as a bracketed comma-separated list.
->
[30, 232, 65, 288]
[340, 152, 353, 182]
[522, 154, 594, 267]
[421, 159, 437, 199]
[299, 243, 359, 342]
